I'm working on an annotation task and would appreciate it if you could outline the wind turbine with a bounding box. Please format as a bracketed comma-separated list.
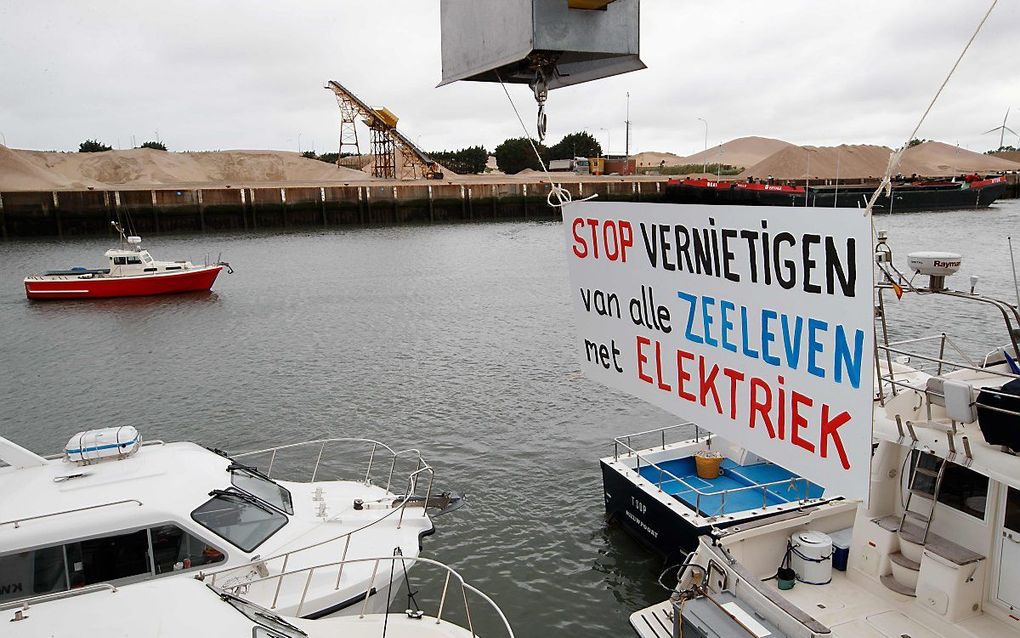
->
[984, 107, 1017, 150]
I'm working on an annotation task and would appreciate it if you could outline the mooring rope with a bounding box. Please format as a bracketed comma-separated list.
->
[495, 71, 597, 208]
[865, 0, 999, 214]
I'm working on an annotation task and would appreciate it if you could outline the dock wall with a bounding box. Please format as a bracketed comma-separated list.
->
[0, 180, 668, 239]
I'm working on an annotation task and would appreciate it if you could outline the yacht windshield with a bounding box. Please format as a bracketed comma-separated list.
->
[229, 465, 294, 514]
[214, 586, 307, 638]
[191, 489, 287, 552]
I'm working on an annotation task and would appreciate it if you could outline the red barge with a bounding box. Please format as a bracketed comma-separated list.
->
[24, 223, 231, 300]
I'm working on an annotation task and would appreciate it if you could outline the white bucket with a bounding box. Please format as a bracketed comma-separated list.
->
[790, 530, 833, 585]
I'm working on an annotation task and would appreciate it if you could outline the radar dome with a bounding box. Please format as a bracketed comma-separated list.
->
[907, 251, 962, 277]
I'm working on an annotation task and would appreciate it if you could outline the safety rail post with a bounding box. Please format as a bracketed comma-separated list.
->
[437, 571, 452, 624]
[334, 536, 352, 590]
[296, 566, 316, 617]
[267, 449, 278, 477]
[271, 554, 290, 608]
[614, 440, 618, 461]
[762, 486, 768, 509]
[423, 469, 435, 517]
[627, 436, 633, 456]
[937, 333, 947, 376]
[462, 581, 475, 637]
[311, 441, 326, 482]
[360, 559, 381, 618]
[720, 491, 726, 515]
[365, 443, 378, 484]
[385, 454, 397, 493]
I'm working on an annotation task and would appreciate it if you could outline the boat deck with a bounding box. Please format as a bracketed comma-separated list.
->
[637, 457, 823, 517]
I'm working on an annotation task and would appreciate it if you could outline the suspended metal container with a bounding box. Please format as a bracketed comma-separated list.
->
[439, 0, 644, 90]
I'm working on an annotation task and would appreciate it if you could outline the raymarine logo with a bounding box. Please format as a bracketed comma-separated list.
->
[933, 260, 960, 269]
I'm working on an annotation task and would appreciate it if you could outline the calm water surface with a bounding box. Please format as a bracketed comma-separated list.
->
[2, 200, 1018, 636]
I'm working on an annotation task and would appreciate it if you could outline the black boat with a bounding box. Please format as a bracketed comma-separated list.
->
[665, 174, 1009, 212]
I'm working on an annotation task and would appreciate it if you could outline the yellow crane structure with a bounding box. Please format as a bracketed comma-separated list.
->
[325, 80, 442, 181]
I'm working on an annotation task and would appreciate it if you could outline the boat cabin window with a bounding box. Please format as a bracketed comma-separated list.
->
[231, 467, 294, 515]
[191, 489, 288, 552]
[910, 451, 989, 519]
[0, 524, 226, 604]
[126, 256, 142, 265]
[113, 256, 127, 265]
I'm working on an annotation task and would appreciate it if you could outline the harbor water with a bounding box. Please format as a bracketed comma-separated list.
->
[2, 200, 1018, 635]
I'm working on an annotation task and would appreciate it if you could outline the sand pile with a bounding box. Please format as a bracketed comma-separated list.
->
[898, 141, 1020, 176]
[739, 144, 894, 180]
[992, 151, 1020, 164]
[634, 151, 686, 168]
[740, 141, 1020, 180]
[0, 146, 373, 191]
[683, 136, 794, 170]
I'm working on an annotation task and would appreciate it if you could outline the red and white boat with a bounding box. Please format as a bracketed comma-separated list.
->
[24, 223, 231, 300]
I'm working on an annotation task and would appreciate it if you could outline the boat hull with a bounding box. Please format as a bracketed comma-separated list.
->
[665, 178, 1008, 211]
[24, 266, 223, 300]
[601, 459, 710, 558]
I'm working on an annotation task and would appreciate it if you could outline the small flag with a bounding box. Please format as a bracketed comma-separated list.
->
[892, 282, 903, 299]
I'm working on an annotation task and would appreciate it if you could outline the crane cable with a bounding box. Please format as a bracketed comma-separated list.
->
[495, 71, 598, 209]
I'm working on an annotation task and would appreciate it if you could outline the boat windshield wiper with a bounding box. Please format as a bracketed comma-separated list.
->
[213, 586, 307, 637]
[208, 488, 277, 515]
[227, 461, 278, 484]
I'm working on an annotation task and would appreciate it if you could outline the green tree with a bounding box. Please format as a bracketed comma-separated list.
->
[139, 141, 167, 151]
[79, 139, 112, 153]
[986, 145, 1017, 154]
[317, 152, 339, 164]
[907, 138, 927, 148]
[549, 131, 602, 160]
[428, 146, 489, 174]
[301, 150, 318, 159]
[494, 137, 548, 174]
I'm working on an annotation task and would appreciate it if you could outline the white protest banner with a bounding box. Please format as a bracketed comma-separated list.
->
[563, 202, 873, 501]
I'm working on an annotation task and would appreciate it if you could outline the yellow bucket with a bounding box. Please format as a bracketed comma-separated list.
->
[695, 452, 723, 479]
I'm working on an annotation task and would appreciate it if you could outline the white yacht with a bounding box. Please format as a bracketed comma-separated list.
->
[631, 236, 1020, 637]
[2, 555, 513, 638]
[0, 431, 460, 618]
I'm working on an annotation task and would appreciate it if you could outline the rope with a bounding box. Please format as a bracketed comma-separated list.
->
[495, 72, 597, 209]
[865, 0, 999, 214]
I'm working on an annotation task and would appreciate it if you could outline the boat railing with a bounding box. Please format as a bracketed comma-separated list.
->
[612, 425, 816, 516]
[231, 437, 428, 496]
[0, 499, 143, 529]
[0, 583, 117, 612]
[208, 555, 515, 637]
[197, 460, 436, 600]
[876, 332, 1020, 425]
[612, 421, 707, 462]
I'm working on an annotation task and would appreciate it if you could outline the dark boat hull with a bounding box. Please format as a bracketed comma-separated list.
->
[601, 459, 710, 558]
[665, 179, 1008, 212]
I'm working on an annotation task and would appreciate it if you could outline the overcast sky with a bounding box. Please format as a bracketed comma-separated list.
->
[1, 1, 1017, 156]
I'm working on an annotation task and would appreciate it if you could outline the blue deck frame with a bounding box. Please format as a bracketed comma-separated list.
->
[636, 456, 824, 517]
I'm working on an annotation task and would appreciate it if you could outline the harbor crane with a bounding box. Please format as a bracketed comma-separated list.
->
[325, 80, 442, 180]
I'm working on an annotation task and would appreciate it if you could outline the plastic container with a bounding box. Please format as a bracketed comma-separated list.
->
[65, 426, 141, 464]
[777, 567, 796, 590]
[829, 528, 853, 571]
[694, 451, 723, 479]
[790, 531, 833, 585]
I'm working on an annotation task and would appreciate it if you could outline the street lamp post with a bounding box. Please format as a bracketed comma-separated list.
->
[697, 117, 708, 174]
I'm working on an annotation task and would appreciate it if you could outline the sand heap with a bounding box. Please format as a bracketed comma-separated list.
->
[898, 141, 1020, 176]
[634, 151, 686, 168]
[684, 136, 794, 170]
[0, 146, 373, 191]
[739, 144, 893, 180]
[739, 141, 1020, 180]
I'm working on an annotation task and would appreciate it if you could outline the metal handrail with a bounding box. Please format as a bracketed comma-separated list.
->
[1, 499, 143, 528]
[612, 427, 818, 516]
[0, 583, 117, 611]
[212, 555, 515, 638]
[231, 438, 423, 493]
